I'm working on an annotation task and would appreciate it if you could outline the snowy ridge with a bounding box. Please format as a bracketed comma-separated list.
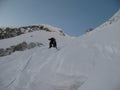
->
[77, 10, 120, 90]
[0, 10, 120, 90]
[98, 9, 120, 28]
[40, 24, 62, 33]
[0, 24, 67, 40]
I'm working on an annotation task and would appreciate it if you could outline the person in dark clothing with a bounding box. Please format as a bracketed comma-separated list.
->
[48, 37, 57, 49]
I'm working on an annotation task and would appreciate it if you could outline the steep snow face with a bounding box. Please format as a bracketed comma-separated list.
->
[0, 10, 120, 90]
[77, 11, 120, 90]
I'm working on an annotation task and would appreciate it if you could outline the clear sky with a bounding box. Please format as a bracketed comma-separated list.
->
[0, 0, 120, 36]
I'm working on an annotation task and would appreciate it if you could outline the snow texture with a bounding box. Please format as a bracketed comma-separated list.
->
[0, 9, 120, 90]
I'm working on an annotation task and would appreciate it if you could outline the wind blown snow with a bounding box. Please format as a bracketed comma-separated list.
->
[0, 9, 120, 90]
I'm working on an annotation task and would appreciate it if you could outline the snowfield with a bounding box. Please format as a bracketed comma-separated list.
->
[0, 9, 120, 90]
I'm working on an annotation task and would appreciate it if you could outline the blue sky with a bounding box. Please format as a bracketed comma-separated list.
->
[0, 0, 120, 36]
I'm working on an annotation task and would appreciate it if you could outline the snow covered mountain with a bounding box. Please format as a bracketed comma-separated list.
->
[0, 24, 66, 40]
[0, 24, 67, 57]
[0, 9, 120, 90]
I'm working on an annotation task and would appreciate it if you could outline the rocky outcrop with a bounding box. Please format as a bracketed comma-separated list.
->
[84, 28, 94, 34]
[0, 42, 44, 57]
[0, 25, 66, 40]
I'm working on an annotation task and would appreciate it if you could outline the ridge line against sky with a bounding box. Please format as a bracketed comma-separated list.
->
[0, 0, 120, 36]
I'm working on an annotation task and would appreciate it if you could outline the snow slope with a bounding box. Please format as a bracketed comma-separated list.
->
[0, 9, 120, 90]
[77, 10, 120, 90]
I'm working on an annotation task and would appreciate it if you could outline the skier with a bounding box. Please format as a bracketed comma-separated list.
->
[48, 37, 57, 49]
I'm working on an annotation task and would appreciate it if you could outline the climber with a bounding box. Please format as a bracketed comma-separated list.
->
[48, 37, 57, 49]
